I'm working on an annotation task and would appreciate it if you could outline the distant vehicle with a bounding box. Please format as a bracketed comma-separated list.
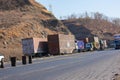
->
[113, 34, 120, 49]
[0, 54, 4, 62]
[114, 40, 120, 49]
[75, 40, 85, 52]
[0, 54, 4, 68]
[99, 40, 108, 50]
[21, 38, 48, 57]
[85, 43, 93, 51]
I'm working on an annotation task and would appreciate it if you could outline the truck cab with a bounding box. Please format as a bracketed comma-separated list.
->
[114, 40, 120, 49]
[0, 54, 4, 68]
[75, 40, 85, 52]
[113, 34, 120, 49]
[85, 43, 93, 51]
[0, 54, 4, 62]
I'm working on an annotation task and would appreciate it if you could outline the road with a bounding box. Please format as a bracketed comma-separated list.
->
[1, 49, 120, 80]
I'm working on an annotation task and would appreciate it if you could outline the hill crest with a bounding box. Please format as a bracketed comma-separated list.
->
[0, 0, 69, 61]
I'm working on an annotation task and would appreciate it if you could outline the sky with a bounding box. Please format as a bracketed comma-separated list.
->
[36, 0, 120, 19]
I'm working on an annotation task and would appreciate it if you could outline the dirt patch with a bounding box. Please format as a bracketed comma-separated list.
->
[112, 73, 120, 80]
[116, 77, 120, 80]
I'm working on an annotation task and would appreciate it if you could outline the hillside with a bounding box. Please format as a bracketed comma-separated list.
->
[0, 0, 69, 61]
[62, 18, 120, 40]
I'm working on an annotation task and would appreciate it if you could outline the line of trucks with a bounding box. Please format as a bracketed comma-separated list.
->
[74, 37, 107, 52]
[21, 34, 108, 57]
[0, 34, 119, 68]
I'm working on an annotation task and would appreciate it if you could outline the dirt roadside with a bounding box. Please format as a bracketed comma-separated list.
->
[116, 76, 120, 80]
[115, 77, 120, 80]
[113, 74, 120, 80]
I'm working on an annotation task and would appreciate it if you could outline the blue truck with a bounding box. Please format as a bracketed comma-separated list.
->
[114, 40, 120, 49]
[85, 43, 94, 51]
[114, 34, 120, 49]
[75, 40, 85, 52]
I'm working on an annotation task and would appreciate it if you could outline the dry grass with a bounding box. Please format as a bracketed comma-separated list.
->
[0, 48, 23, 62]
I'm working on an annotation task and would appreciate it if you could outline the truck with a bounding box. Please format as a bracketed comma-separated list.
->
[85, 43, 94, 51]
[113, 34, 120, 49]
[0, 54, 4, 62]
[22, 38, 48, 57]
[99, 40, 108, 50]
[75, 40, 85, 52]
[48, 34, 75, 55]
[89, 37, 100, 50]
[0, 54, 4, 68]
[81, 37, 99, 51]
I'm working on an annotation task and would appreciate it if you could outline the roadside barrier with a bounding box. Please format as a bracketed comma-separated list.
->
[0, 56, 33, 69]
[10, 57, 16, 67]
[22, 56, 27, 65]
[28, 56, 32, 64]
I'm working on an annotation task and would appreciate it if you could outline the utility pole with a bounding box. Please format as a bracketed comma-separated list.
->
[49, 4, 53, 13]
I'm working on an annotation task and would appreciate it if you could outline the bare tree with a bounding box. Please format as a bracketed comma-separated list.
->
[112, 18, 120, 26]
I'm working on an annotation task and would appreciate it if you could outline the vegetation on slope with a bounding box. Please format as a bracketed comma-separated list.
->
[62, 12, 120, 40]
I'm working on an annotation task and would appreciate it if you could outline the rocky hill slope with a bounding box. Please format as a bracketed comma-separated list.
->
[0, 0, 69, 61]
[62, 18, 120, 40]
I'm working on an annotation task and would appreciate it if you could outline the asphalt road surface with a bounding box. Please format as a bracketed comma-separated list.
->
[1, 49, 120, 80]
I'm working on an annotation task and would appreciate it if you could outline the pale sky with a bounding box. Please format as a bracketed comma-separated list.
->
[36, 0, 120, 19]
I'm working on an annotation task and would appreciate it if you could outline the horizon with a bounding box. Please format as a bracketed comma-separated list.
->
[36, 0, 120, 19]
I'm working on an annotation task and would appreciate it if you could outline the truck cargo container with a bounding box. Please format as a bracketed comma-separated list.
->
[93, 42, 100, 50]
[89, 37, 99, 42]
[48, 34, 75, 55]
[22, 38, 48, 56]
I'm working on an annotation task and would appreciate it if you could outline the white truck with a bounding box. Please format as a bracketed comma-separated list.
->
[0, 54, 4, 68]
[0, 54, 4, 62]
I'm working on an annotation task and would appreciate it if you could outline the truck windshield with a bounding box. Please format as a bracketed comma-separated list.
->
[114, 40, 120, 44]
[86, 44, 91, 47]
